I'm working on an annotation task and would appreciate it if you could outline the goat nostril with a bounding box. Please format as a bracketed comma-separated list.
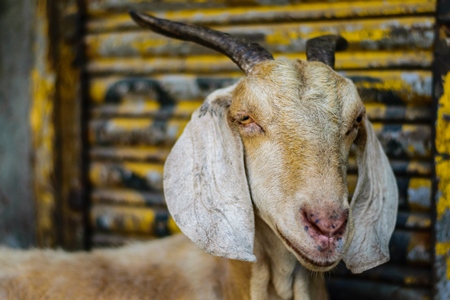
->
[302, 208, 348, 237]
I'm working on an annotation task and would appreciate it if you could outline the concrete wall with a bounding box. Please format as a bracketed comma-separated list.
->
[0, 0, 36, 247]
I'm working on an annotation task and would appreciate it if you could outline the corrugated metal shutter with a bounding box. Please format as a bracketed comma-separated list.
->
[83, 1, 435, 298]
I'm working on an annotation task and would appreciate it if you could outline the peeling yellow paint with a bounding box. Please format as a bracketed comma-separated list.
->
[108, 118, 153, 130]
[359, 79, 413, 95]
[404, 276, 416, 285]
[436, 157, 450, 219]
[437, 241, 450, 279]
[436, 72, 450, 155]
[436, 72, 450, 220]
[409, 178, 432, 189]
[436, 242, 450, 256]
[90, 80, 107, 104]
[364, 103, 386, 119]
[31, 0, 57, 247]
[131, 38, 170, 55]
[90, 146, 170, 162]
[107, 101, 201, 115]
[87, 71, 431, 106]
[86, 0, 436, 32]
[168, 217, 181, 234]
[407, 161, 431, 175]
[91, 205, 180, 235]
[447, 257, 450, 280]
[263, 17, 433, 48]
[86, 50, 432, 74]
[406, 214, 431, 228]
[123, 162, 164, 178]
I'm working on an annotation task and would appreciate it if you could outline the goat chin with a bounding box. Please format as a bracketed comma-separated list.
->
[0, 12, 397, 300]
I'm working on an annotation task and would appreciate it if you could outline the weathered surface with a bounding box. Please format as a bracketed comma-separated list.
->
[0, 0, 36, 248]
[30, 0, 58, 248]
[86, 0, 418, 17]
[86, 1, 436, 32]
[327, 278, 431, 300]
[86, 51, 432, 75]
[88, 71, 432, 105]
[91, 204, 180, 237]
[332, 263, 431, 287]
[433, 1, 450, 297]
[84, 17, 434, 58]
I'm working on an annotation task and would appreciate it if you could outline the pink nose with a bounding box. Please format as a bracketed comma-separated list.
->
[304, 208, 348, 236]
[300, 207, 348, 252]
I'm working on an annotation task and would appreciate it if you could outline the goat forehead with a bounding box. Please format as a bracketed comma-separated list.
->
[234, 60, 361, 143]
[245, 60, 348, 119]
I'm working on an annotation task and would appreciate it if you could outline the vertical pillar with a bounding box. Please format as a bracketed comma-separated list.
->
[433, 0, 450, 298]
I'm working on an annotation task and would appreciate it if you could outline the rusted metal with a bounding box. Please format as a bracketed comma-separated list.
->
[332, 263, 431, 287]
[348, 158, 432, 176]
[372, 124, 432, 159]
[88, 71, 431, 105]
[31, 0, 59, 248]
[390, 230, 431, 266]
[396, 211, 432, 229]
[92, 101, 431, 122]
[89, 162, 164, 191]
[52, 0, 87, 250]
[84, 17, 434, 58]
[89, 119, 431, 157]
[88, 162, 431, 213]
[347, 71, 432, 105]
[89, 75, 239, 104]
[90, 204, 180, 236]
[86, 0, 405, 17]
[31, 0, 87, 250]
[89, 206, 431, 267]
[86, 0, 244, 17]
[89, 118, 187, 145]
[91, 188, 165, 207]
[326, 278, 431, 300]
[89, 146, 170, 162]
[86, 51, 432, 75]
[347, 175, 431, 212]
[86, 1, 436, 33]
[433, 0, 450, 298]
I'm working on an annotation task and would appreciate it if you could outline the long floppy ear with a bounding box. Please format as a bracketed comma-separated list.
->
[163, 84, 256, 262]
[343, 116, 398, 274]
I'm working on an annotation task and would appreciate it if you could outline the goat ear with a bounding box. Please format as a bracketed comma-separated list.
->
[343, 117, 398, 274]
[163, 84, 256, 262]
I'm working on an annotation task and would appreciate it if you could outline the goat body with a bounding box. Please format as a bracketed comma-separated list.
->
[0, 12, 398, 300]
[0, 220, 326, 300]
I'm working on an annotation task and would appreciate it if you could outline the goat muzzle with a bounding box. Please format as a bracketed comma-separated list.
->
[300, 207, 348, 252]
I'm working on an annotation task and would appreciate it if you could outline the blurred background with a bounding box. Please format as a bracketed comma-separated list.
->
[1, 0, 449, 299]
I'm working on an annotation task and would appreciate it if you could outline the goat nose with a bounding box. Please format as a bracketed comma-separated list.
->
[302, 208, 348, 237]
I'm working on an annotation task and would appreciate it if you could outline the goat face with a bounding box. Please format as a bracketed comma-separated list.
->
[230, 60, 361, 271]
[130, 11, 398, 275]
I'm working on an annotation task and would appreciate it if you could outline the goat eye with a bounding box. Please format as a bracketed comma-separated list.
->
[355, 115, 363, 123]
[239, 115, 253, 125]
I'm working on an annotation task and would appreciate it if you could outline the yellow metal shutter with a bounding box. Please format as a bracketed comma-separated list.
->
[84, 1, 435, 298]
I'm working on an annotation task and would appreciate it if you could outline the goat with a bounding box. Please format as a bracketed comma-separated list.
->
[0, 11, 398, 300]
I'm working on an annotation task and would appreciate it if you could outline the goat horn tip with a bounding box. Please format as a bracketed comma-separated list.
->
[129, 10, 155, 27]
[335, 36, 349, 52]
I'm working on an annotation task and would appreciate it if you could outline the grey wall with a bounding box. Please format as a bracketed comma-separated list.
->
[0, 0, 36, 247]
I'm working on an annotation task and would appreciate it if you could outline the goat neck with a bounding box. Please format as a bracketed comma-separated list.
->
[250, 215, 328, 300]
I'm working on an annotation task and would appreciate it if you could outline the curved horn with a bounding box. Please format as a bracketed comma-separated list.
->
[306, 35, 348, 69]
[129, 11, 274, 74]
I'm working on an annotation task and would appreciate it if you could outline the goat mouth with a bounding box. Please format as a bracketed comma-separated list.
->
[277, 228, 337, 269]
